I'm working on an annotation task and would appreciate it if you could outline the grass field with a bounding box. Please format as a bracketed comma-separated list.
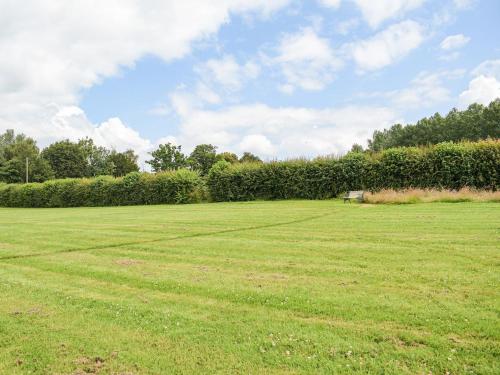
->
[0, 201, 498, 374]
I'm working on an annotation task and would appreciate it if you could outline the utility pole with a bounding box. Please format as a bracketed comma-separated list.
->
[25, 157, 29, 183]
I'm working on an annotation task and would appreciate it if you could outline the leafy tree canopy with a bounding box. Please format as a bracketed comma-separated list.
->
[41, 140, 87, 179]
[78, 138, 115, 177]
[217, 152, 239, 164]
[146, 143, 187, 172]
[188, 144, 218, 175]
[367, 99, 500, 151]
[0, 129, 54, 183]
[350, 144, 364, 153]
[108, 150, 140, 177]
[239, 152, 262, 163]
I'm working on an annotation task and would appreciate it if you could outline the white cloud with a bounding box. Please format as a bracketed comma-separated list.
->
[269, 27, 343, 92]
[350, 20, 425, 71]
[0, 0, 290, 154]
[383, 70, 464, 108]
[335, 18, 360, 35]
[459, 76, 500, 107]
[239, 134, 276, 156]
[459, 59, 500, 108]
[471, 59, 500, 78]
[195, 83, 222, 104]
[317, 0, 342, 8]
[196, 55, 260, 92]
[353, 0, 426, 29]
[440, 34, 470, 50]
[3, 105, 153, 167]
[168, 101, 399, 157]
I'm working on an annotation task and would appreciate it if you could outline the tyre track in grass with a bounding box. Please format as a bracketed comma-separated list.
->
[0, 212, 333, 261]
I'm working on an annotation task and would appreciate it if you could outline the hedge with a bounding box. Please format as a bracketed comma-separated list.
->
[0, 169, 203, 208]
[1, 140, 498, 207]
[207, 140, 500, 201]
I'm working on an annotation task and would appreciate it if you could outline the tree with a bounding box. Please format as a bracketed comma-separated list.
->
[146, 143, 187, 172]
[108, 150, 139, 177]
[217, 152, 239, 164]
[350, 144, 364, 153]
[188, 144, 218, 175]
[0, 130, 15, 157]
[78, 138, 114, 177]
[239, 152, 262, 163]
[0, 129, 54, 183]
[41, 140, 87, 179]
[0, 159, 23, 183]
[367, 99, 500, 151]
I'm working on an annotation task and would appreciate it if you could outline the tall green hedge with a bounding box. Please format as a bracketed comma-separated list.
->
[208, 140, 500, 201]
[1, 140, 498, 207]
[0, 169, 203, 208]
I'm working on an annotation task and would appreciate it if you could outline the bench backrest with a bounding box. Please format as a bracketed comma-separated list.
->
[347, 191, 364, 199]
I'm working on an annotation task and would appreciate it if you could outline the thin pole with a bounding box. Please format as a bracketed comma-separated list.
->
[25, 157, 29, 183]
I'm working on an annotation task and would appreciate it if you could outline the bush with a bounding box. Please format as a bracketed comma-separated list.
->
[2, 140, 498, 207]
[207, 140, 500, 202]
[371, 147, 425, 190]
[0, 169, 203, 208]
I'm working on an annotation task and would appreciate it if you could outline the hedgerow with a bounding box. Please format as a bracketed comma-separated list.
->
[208, 140, 500, 201]
[1, 140, 498, 207]
[0, 169, 203, 207]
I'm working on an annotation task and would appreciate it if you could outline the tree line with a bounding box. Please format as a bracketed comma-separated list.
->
[1, 139, 498, 208]
[0, 130, 262, 184]
[208, 140, 500, 202]
[146, 144, 261, 176]
[0, 132, 140, 183]
[364, 99, 500, 152]
[1, 99, 499, 184]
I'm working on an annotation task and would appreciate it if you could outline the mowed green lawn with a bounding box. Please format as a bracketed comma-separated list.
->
[0, 201, 498, 374]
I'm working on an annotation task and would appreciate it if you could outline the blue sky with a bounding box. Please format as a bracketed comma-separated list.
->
[1, 0, 499, 164]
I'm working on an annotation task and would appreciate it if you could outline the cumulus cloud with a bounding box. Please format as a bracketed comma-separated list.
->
[459, 60, 500, 108]
[267, 27, 343, 92]
[376, 70, 464, 109]
[239, 134, 276, 156]
[196, 55, 260, 93]
[353, 0, 426, 29]
[459, 76, 500, 107]
[350, 20, 425, 71]
[335, 18, 361, 35]
[471, 59, 500, 78]
[440, 34, 470, 50]
[0, 0, 290, 154]
[4, 105, 153, 167]
[168, 101, 399, 157]
[195, 82, 222, 105]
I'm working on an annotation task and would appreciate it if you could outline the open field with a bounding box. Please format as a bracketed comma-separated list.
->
[0, 201, 499, 374]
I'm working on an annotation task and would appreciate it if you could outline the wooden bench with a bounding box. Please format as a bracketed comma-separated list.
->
[343, 190, 364, 203]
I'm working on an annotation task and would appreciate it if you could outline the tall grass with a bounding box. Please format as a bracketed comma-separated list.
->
[364, 188, 500, 204]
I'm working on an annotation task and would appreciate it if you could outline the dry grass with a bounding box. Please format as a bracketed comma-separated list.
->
[364, 188, 500, 204]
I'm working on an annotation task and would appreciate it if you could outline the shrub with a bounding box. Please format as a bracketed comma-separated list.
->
[371, 147, 425, 190]
[2, 140, 498, 207]
[207, 140, 500, 202]
[0, 169, 203, 208]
